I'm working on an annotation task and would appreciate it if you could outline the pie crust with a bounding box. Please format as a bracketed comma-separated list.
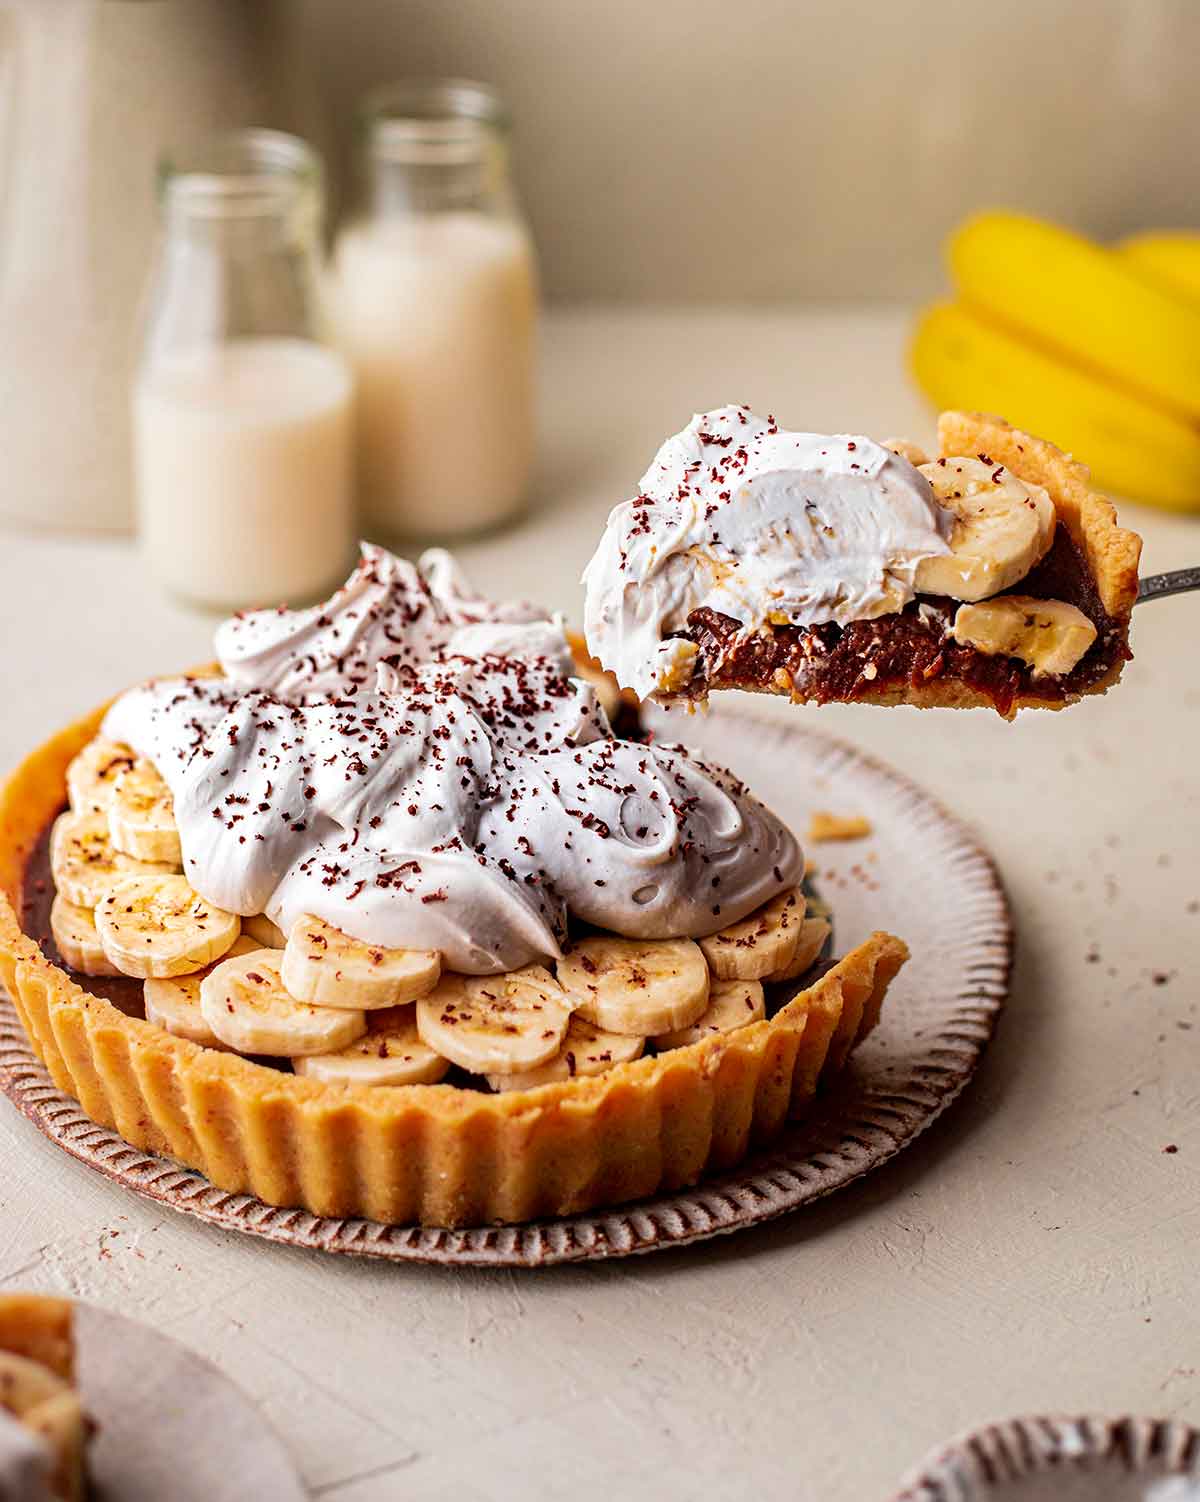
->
[0, 700, 908, 1229]
[0, 1294, 86, 1502]
[681, 411, 1143, 717]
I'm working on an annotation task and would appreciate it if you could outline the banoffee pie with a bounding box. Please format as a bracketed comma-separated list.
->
[583, 408, 1142, 718]
[0, 548, 907, 1228]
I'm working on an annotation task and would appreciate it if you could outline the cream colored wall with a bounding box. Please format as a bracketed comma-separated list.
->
[266, 0, 1200, 303]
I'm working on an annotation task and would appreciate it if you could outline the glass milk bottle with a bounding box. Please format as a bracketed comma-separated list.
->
[333, 80, 539, 539]
[135, 129, 354, 609]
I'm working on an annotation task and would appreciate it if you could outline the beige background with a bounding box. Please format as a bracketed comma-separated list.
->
[260, 0, 1200, 302]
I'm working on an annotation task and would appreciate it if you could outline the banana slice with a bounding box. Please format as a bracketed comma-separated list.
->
[485, 1015, 644, 1092]
[0, 1348, 73, 1422]
[108, 759, 182, 864]
[281, 913, 441, 1011]
[49, 894, 122, 977]
[49, 811, 176, 909]
[769, 916, 832, 982]
[558, 937, 710, 1036]
[293, 1006, 450, 1086]
[654, 976, 765, 1050]
[243, 913, 287, 949]
[700, 889, 804, 981]
[199, 949, 367, 1057]
[951, 595, 1098, 678]
[416, 964, 572, 1075]
[94, 874, 240, 979]
[65, 737, 136, 816]
[144, 934, 265, 1048]
[915, 457, 1056, 601]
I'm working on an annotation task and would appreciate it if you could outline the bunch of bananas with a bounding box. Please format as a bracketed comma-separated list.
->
[911, 213, 1200, 511]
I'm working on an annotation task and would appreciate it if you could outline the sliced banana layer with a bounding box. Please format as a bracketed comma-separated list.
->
[770, 916, 832, 983]
[654, 977, 765, 1050]
[108, 759, 181, 864]
[144, 934, 265, 1048]
[94, 874, 240, 979]
[49, 894, 122, 978]
[416, 964, 572, 1075]
[200, 949, 366, 1056]
[65, 737, 135, 817]
[951, 595, 1098, 678]
[915, 457, 1056, 602]
[49, 811, 176, 910]
[558, 936, 710, 1036]
[700, 889, 803, 980]
[293, 1006, 451, 1086]
[281, 913, 441, 1011]
[242, 913, 287, 949]
[486, 1015, 644, 1092]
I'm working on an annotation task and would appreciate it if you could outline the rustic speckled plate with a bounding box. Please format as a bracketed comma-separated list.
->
[892, 1414, 1200, 1499]
[73, 1303, 305, 1500]
[0, 710, 1011, 1267]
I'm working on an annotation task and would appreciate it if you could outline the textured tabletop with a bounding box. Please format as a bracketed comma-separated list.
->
[1, 308, 1198, 1502]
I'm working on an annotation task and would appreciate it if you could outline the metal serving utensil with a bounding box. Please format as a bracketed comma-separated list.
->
[1136, 567, 1200, 603]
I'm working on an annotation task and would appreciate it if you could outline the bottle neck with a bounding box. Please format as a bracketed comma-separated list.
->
[357, 81, 515, 219]
[364, 126, 510, 218]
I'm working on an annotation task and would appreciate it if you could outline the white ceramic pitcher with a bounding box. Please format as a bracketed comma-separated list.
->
[0, 0, 265, 532]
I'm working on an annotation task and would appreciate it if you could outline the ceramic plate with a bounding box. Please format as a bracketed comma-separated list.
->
[72, 1303, 304, 1500]
[0, 709, 1011, 1267]
[892, 1414, 1200, 1500]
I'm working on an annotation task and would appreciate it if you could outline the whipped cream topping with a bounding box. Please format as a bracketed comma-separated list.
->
[104, 548, 802, 974]
[582, 405, 953, 698]
[216, 544, 544, 699]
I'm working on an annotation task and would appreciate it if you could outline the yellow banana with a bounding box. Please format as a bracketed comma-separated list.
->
[909, 301, 1200, 511]
[949, 212, 1200, 423]
[1119, 232, 1200, 308]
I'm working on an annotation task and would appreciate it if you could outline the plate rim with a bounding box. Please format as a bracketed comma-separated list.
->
[0, 712, 1012, 1268]
[891, 1412, 1200, 1498]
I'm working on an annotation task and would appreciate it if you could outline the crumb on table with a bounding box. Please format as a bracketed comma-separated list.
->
[807, 811, 873, 844]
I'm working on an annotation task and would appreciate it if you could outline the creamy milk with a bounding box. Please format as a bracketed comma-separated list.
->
[334, 212, 537, 538]
[135, 338, 354, 608]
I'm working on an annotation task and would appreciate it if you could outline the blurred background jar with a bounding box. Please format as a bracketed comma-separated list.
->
[135, 129, 354, 609]
[0, 0, 263, 533]
[333, 79, 539, 541]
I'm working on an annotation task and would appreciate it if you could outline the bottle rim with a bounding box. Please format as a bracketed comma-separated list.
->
[159, 128, 323, 218]
[361, 78, 510, 164]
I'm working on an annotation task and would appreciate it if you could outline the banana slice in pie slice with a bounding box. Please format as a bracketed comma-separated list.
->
[485, 1014, 644, 1092]
[144, 934, 265, 1048]
[49, 811, 176, 909]
[914, 457, 1056, 601]
[200, 949, 367, 1056]
[94, 874, 240, 979]
[49, 894, 122, 977]
[654, 976, 766, 1050]
[699, 889, 804, 981]
[293, 1005, 450, 1086]
[107, 759, 182, 864]
[950, 595, 1097, 678]
[416, 964, 572, 1075]
[281, 913, 441, 1010]
[768, 916, 832, 982]
[65, 736, 136, 817]
[557, 937, 710, 1036]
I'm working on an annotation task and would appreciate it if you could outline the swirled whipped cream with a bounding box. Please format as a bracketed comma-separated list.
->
[104, 546, 802, 974]
[582, 405, 953, 699]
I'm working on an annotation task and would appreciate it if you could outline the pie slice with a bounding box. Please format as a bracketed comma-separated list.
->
[584, 408, 1143, 719]
[0, 1295, 88, 1502]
